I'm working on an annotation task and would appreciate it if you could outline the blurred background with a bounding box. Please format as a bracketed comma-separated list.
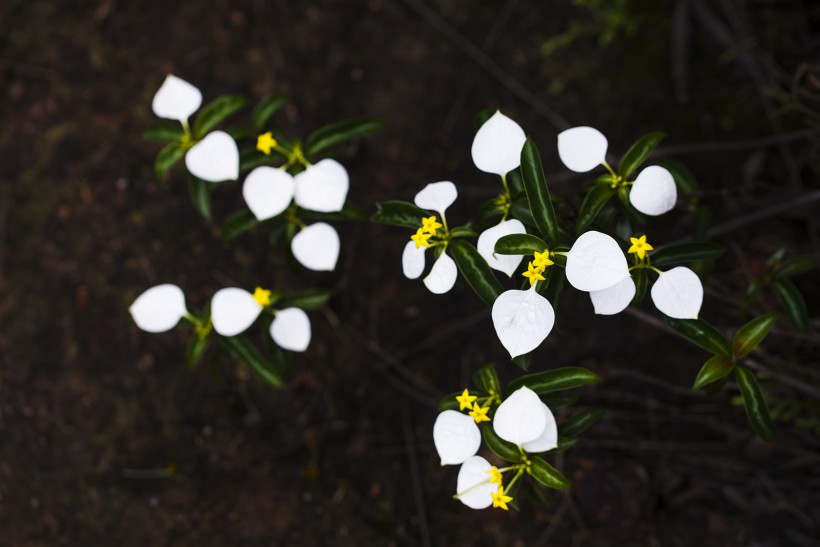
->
[2, 0, 819, 545]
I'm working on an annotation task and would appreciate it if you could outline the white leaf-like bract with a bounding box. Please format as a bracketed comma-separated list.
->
[151, 75, 202, 122]
[211, 288, 263, 337]
[185, 131, 239, 183]
[589, 276, 636, 315]
[294, 159, 349, 213]
[565, 231, 630, 292]
[129, 284, 186, 333]
[493, 386, 548, 446]
[476, 219, 526, 277]
[242, 166, 296, 221]
[470, 111, 527, 176]
[402, 240, 427, 279]
[414, 181, 457, 215]
[521, 403, 558, 453]
[491, 288, 555, 358]
[291, 222, 340, 272]
[651, 266, 703, 319]
[629, 165, 677, 216]
[423, 252, 457, 294]
[557, 126, 608, 173]
[270, 307, 311, 352]
[456, 456, 499, 510]
[433, 410, 481, 466]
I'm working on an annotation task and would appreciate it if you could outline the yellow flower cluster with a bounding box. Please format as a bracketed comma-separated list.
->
[522, 250, 554, 286]
[410, 215, 443, 249]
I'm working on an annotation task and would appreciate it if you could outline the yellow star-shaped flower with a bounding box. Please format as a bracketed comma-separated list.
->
[410, 228, 432, 249]
[421, 215, 443, 235]
[486, 466, 503, 486]
[252, 287, 272, 307]
[522, 262, 546, 286]
[628, 234, 654, 260]
[532, 250, 554, 270]
[468, 402, 491, 424]
[256, 132, 278, 155]
[455, 389, 477, 411]
[491, 485, 513, 510]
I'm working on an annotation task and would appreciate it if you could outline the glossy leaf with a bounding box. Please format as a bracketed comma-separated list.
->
[222, 209, 259, 241]
[575, 184, 615, 234]
[481, 425, 524, 462]
[510, 198, 537, 227]
[154, 143, 186, 181]
[185, 335, 209, 370]
[735, 366, 776, 441]
[665, 317, 731, 356]
[656, 159, 699, 194]
[776, 255, 814, 278]
[529, 457, 572, 490]
[494, 234, 548, 255]
[692, 354, 735, 391]
[187, 176, 212, 220]
[144, 121, 184, 143]
[193, 95, 247, 139]
[450, 226, 479, 239]
[371, 200, 429, 228]
[773, 279, 808, 330]
[221, 335, 285, 388]
[618, 131, 665, 179]
[732, 313, 778, 358]
[520, 139, 559, 246]
[450, 240, 504, 306]
[560, 408, 604, 438]
[300, 203, 369, 223]
[506, 367, 600, 395]
[651, 242, 725, 267]
[305, 117, 385, 156]
[632, 268, 649, 305]
[276, 289, 332, 310]
[473, 363, 502, 395]
[512, 353, 531, 372]
[253, 93, 288, 130]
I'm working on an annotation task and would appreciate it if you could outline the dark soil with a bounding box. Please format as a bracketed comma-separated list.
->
[2, 0, 819, 545]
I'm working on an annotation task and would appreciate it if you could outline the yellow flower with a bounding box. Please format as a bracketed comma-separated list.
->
[256, 132, 278, 155]
[486, 466, 503, 486]
[628, 234, 654, 260]
[410, 227, 433, 249]
[468, 402, 491, 424]
[455, 389, 477, 411]
[522, 261, 546, 286]
[421, 215, 443, 235]
[491, 485, 513, 510]
[252, 287, 272, 307]
[532, 250, 554, 270]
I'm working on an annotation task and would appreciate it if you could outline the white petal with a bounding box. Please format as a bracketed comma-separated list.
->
[151, 75, 202, 122]
[491, 288, 555, 358]
[291, 222, 340, 272]
[185, 131, 239, 182]
[651, 266, 703, 319]
[493, 386, 547, 445]
[470, 111, 527, 176]
[402, 240, 427, 279]
[423, 252, 458, 294]
[242, 167, 295, 221]
[270, 307, 311, 352]
[433, 410, 481, 466]
[557, 126, 608, 173]
[629, 165, 677, 216]
[211, 288, 262, 337]
[565, 231, 630, 292]
[521, 403, 558, 453]
[589, 276, 636, 315]
[294, 159, 349, 213]
[413, 181, 458, 216]
[129, 284, 186, 333]
[476, 219, 526, 277]
[456, 456, 499, 510]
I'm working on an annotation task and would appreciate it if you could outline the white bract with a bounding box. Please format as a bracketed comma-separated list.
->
[589, 276, 636, 315]
[291, 222, 340, 272]
[477, 219, 526, 277]
[521, 402, 558, 453]
[651, 266, 703, 319]
[629, 165, 677, 216]
[414, 181, 457, 214]
[423, 252, 458, 294]
[456, 456, 499, 509]
[211, 288, 263, 337]
[557, 126, 608, 173]
[152, 75, 202, 123]
[565, 231, 630, 292]
[491, 287, 555, 358]
[129, 284, 187, 333]
[471, 111, 527, 176]
[293, 159, 349, 213]
[270, 307, 312, 352]
[242, 167, 297, 221]
[433, 410, 481, 465]
[493, 386, 548, 446]
[401, 241, 426, 279]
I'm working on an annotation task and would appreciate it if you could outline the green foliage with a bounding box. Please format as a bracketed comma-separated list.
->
[732, 313, 778, 358]
[735, 366, 777, 441]
[154, 142, 186, 181]
[665, 317, 732, 357]
[253, 93, 288, 130]
[371, 200, 429, 228]
[692, 354, 735, 391]
[520, 139, 559, 246]
[506, 367, 600, 394]
[494, 234, 548, 255]
[450, 240, 504, 307]
[473, 363, 502, 395]
[305, 117, 386, 156]
[618, 131, 664, 179]
[650, 242, 725, 267]
[194, 95, 248, 139]
[187, 175, 212, 220]
[529, 457, 572, 490]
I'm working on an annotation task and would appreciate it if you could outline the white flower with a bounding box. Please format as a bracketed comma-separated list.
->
[476, 219, 526, 277]
[557, 126, 608, 173]
[242, 166, 296, 221]
[211, 287, 265, 337]
[520, 402, 558, 453]
[152, 75, 202, 123]
[564, 231, 630, 292]
[491, 287, 555, 358]
[629, 165, 677, 216]
[456, 456, 499, 509]
[433, 410, 481, 465]
[471, 111, 527, 176]
[493, 386, 549, 446]
[589, 277, 636, 315]
[291, 222, 340, 272]
[129, 284, 187, 333]
[270, 307, 312, 352]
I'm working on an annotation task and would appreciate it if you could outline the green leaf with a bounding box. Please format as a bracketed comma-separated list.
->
[144, 121, 184, 143]
[559, 408, 604, 438]
[186, 176, 212, 220]
[510, 198, 537, 228]
[474, 109, 494, 130]
[651, 242, 725, 267]
[450, 240, 504, 306]
[540, 393, 579, 408]
[773, 279, 808, 330]
[450, 226, 479, 239]
[550, 436, 578, 453]
[776, 255, 815, 279]
[632, 268, 649, 305]
[473, 363, 501, 395]
[222, 209, 259, 241]
[520, 139, 559, 246]
[193, 94, 248, 139]
[692, 354, 735, 391]
[665, 317, 732, 356]
[221, 335, 285, 388]
[529, 457, 572, 490]
[732, 313, 778, 358]
[371, 200, 428, 228]
[277, 289, 332, 310]
[512, 353, 531, 372]
[617, 131, 665, 179]
[506, 367, 600, 394]
[253, 93, 288, 130]
[575, 184, 615, 234]
[494, 234, 548, 255]
[154, 143, 186, 181]
[300, 203, 369, 223]
[481, 425, 524, 462]
[506, 168, 524, 193]
[735, 366, 776, 441]
[185, 335, 210, 370]
[656, 159, 699, 194]
[305, 117, 386, 156]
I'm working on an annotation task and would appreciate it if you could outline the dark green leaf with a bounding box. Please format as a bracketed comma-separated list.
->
[221, 335, 285, 388]
[575, 184, 615, 234]
[193, 95, 247, 139]
[520, 139, 559, 246]
[301, 203, 368, 222]
[239, 149, 277, 173]
[665, 317, 731, 356]
[277, 289, 331, 310]
[656, 159, 699, 194]
[507, 367, 600, 394]
[305, 117, 386, 156]
[185, 335, 210, 370]
[371, 200, 428, 228]
[732, 313, 778, 358]
[506, 168, 524, 193]
[735, 366, 776, 441]
[776, 255, 815, 279]
[144, 121, 184, 143]
[474, 109, 494, 130]
[222, 209, 259, 241]
[529, 457, 572, 490]
[632, 268, 649, 305]
[481, 425, 524, 462]
[473, 363, 501, 395]
[253, 93, 288, 130]
[512, 353, 531, 372]
[450, 240, 504, 306]
[540, 393, 579, 408]
[692, 354, 735, 391]
[450, 226, 479, 239]
[618, 131, 665, 179]
[480, 198, 506, 221]
[187, 176, 212, 220]
[494, 234, 548, 255]
[773, 279, 808, 330]
[550, 436, 578, 453]
[510, 198, 537, 227]
[154, 143, 186, 181]
[651, 242, 725, 267]
[560, 408, 604, 438]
